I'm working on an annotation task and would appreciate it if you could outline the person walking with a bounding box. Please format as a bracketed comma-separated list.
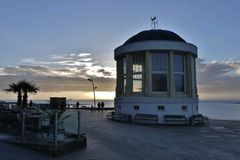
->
[97, 102, 101, 110]
[29, 100, 33, 107]
[101, 101, 105, 110]
[76, 101, 80, 108]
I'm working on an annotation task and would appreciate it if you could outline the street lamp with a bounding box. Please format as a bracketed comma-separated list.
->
[87, 77, 97, 108]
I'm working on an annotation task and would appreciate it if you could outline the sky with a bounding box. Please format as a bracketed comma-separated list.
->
[0, 0, 240, 100]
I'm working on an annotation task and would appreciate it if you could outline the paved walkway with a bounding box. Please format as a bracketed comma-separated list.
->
[1, 110, 240, 160]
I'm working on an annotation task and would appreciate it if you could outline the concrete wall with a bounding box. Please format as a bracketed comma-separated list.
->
[115, 96, 199, 124]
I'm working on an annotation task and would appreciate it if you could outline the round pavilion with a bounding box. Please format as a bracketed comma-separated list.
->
[114, 29, 198, 124]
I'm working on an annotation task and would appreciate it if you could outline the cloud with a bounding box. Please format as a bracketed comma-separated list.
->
[22, 53, 94, 67]
[84, 66, 115, 78]
[0, 68, 7, 75]
[77, 53, 91, 57]
[97, 69, 112, 77]
[20, 53, 115, 78]
[0, 75, 115, 92]
[2, 65, 80, 77]
[2, 53, 240, 100]
[197, 58, 240, 99]
[0, 53, 116, 93]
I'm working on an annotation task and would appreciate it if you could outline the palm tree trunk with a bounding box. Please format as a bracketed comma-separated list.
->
[22, 91, 28, 108]
[17, 91, 22, 107]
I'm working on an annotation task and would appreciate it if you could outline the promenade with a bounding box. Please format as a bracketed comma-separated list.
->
[0, 110, 240, 160]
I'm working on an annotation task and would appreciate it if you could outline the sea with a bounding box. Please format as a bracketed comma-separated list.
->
[2, 99, 240, 121]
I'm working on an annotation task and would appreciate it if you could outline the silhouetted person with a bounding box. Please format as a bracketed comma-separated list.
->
[29, 100, 33, 107]
[97, 102, 101, 110]
[101, 101, 105, 110]
[76, 101, 80, 108]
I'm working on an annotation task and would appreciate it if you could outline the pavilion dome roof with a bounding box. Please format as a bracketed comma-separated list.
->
[123, 29, 186, 45]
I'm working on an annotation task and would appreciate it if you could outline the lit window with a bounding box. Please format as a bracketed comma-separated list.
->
[133, 74, 142, 92]
[151, 53, 168, 92]
[132, 54, 144, 93]
[174, 54, 185, 92]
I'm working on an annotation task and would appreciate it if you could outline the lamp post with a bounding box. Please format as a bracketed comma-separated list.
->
[87, 77, 97, 108]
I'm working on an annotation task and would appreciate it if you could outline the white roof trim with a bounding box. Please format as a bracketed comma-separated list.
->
[114, 40, 197, 57]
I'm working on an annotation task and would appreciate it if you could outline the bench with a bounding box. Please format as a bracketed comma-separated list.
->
[107, 112, 129, 122]
[164, 115, 188, 125]
[135, 114, 158, 124]
[106, 111, 114, 120]
[190, 114, 209, 125]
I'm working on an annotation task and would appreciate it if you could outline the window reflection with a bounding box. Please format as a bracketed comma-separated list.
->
[174, 74, 184, 92]
[174, 54, 185, 92]
[152, 54, 168, 72]
[174, 54, 184, 72]
[151, 53, 168, 92]
[152, 73, 167, 92]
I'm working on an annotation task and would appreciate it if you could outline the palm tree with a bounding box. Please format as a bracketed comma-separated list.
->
[4, 82, 22, 107]
[4, 80, 39, 108]
[19, 80, 39, 108]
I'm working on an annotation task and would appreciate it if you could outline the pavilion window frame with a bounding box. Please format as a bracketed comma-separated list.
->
[150, 53, 169, 93]
[173, 53, 186, 93]
[132, 53, 145, 94]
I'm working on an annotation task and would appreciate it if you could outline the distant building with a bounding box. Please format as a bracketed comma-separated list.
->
[114, 29, 198, 124]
